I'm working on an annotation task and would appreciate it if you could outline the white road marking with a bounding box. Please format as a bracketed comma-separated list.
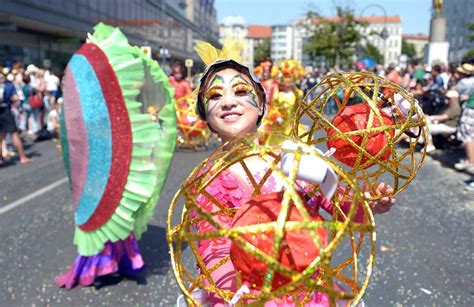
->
[0, 177, 68, 215]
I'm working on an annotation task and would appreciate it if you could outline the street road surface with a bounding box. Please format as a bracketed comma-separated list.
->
[0, 140, 472, 306]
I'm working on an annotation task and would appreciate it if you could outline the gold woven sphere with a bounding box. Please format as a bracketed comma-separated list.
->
[292, 72, 428, 201]
[176, 94, 211, 150]
[167, 133, 375, 305]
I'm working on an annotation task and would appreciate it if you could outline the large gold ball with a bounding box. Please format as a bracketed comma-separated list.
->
[293, 72, 428, 201]
[168, 133, 375, 305]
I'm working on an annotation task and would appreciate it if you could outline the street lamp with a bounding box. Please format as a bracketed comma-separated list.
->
[159, 46, 171, 74]
[361, 4, 388, 66]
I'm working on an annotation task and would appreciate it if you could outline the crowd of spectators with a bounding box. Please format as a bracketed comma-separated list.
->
[298, 61, 474, 190]
[2, 59, 473, 190]
[0, 62, 62, 166]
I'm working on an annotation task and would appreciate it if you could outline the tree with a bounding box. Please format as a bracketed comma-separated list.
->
[254, 38, 271, 67]
[401, 39, 417, 60]
[303, 6, 367, 67]
[362, 42, 383, 64]
[462, 22, 474, 62]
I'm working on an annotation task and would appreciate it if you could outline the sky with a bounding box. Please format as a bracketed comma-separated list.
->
[215, 0, 433, 35]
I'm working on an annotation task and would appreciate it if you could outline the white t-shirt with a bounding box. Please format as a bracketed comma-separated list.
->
[46, 74, 60, 92]
[47, 109, 58, 132]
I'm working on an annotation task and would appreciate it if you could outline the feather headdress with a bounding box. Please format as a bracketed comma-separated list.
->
[194, 36, 243, 66]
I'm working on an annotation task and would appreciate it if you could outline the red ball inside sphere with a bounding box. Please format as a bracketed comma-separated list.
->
[327, 103, 394, 168]
[230, 192, 327, 290]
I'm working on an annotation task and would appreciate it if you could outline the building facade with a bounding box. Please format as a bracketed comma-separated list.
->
[359, 16, 402, 66]
[296, 15, 402, 67]
[270, 25, 294, 63]
[402, 34, 429, 60]
[247, 25, 271, 48]
[444, 0, 474, 63]
[0, 0, 219, 70]
[218, 16, 254, 68]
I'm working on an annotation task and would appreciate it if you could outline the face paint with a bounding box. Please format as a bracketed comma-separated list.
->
[202, 68, 263, 143]
[204, 75, 225, 114]
[204, 72, 260, 116]
[229, 75, 259, 109]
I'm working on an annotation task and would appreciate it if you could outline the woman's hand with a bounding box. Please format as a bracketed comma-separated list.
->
[364, 182, 396, 214]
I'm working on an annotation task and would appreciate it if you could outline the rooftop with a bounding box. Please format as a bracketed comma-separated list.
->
[402, 33, 429, 40]
[247, 25, 272, 39]
[298, 15, 402, 25]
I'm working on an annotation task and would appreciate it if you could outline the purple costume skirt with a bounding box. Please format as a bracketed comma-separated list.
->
[55, 234, 144, 288]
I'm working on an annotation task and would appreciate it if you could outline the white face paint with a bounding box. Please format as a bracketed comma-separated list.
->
[204, 68, 263, 143]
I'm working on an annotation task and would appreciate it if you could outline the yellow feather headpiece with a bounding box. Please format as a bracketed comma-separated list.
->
[194, 36, 243, 67]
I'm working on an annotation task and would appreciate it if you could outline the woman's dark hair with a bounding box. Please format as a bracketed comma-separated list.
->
[196, 60, 266, 128]
[22, 74, 30, 84]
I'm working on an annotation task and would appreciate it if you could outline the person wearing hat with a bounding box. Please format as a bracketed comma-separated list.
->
[453, 63, 474, 182]
[183, 39, 395, 305]
[425, 89, 462, 152]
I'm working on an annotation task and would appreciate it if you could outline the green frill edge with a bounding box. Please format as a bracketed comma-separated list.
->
[73, 23, 177, 256]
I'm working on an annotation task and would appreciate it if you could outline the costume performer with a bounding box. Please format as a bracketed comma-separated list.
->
[55, 23, 177, 288]
[260, 60, 305, 145]
[175, 93, 210, 150]
[169, 62, 192, 101]
[170, 40, 395, 306]
[254, 60, 279, 106]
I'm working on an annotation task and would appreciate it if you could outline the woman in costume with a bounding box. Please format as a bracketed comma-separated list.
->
[55, 23, 177, 288]
[183, 40, 395, 305]
[254, 60, 279, 106]
[260, 60, 305, 144]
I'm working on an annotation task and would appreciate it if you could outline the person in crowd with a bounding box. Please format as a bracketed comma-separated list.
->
[426, 64, 445, 92]
[400, 63, 415, 89]
[33, 69, 46, 128]
[255, 60, 279, 106]
[385, 63, 401, 85]
[425, 89, 461, 152]
[169, 61, 192, 101]
[46, 98, 61, 139]
[0, 73, 31, 165]
[419, 65, 447, 115]
[439, 64, 451, 90]
[453, 63, 474, 182]
[45, 70, 61, 106]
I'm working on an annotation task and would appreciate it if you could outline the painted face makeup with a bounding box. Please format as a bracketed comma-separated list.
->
[204, 73, 259, 115]
[202, 68, 263, 142]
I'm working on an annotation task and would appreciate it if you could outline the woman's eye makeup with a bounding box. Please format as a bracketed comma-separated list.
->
[233, 84, 252, 96]
[204, 73, 260, 114]
[231, 77, 259, 108]
[206, 90, 223, 100]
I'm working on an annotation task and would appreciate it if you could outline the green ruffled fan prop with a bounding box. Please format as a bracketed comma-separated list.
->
[55, 23, 176, 288]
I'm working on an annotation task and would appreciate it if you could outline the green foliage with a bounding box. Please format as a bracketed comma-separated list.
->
[463, 23, 474, 62]
[402, 39, 417, 59]
[303, 6, 367, 67]
[362, 42, 383, 64]
[254, 38, 271, 67]
[463, 49, 474, 62]
[468, 22, 474, 42]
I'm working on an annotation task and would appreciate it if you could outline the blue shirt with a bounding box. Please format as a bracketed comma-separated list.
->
[2, 81, 17, 106]
[428, 75, 444, 91]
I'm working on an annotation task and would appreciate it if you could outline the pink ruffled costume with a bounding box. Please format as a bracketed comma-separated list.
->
[191, 159, 365, 306]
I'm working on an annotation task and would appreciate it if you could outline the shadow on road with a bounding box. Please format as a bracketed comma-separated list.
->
[140, 224, 179, 275]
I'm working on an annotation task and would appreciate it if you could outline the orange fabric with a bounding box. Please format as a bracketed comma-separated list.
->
[327, 104, 394, 168]
[169, 76, 191, 100]
[230, 191, 327, 290]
